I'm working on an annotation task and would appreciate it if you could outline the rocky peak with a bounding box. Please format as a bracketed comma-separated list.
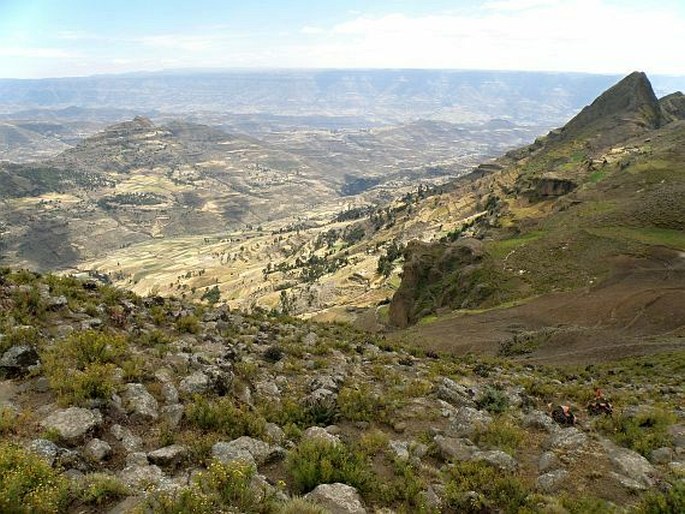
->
[557, 71, 661, 145]
[659, 91, 685, 124]
[104, 116, 156, 135]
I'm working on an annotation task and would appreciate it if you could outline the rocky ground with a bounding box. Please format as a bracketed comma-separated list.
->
[1, 269, 683, 513]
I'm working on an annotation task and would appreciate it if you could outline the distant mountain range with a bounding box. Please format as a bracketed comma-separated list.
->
[2, 70, 683, 127]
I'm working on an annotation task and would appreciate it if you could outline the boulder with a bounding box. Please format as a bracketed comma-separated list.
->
[471, 450, 518, 472]
[448, 407, 493, 436]
[305, 483, 367, 514]
[212, 436, 282, 469]
[436, 377, 476, 408]
[179, 371, 211, 395]
[110, 424, 143, 452]
[536, 470, 569, 492]
[0, 345, 39, 378]
[27, 438, 60, 466]
[122, 383, 158, 422]
[303, 426, 341, 445]
[601, 439, 656, 489]
[434, 435, 478, 462]
[84, 438, 112, 462]
[545, 427, 588, 452]
[41, 408, 102, 443]
[148, 445, 188, 467]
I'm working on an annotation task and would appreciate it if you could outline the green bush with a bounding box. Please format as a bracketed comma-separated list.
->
[475, 418, 525, 455]
[142, 459, 267, 513]
[337, 384, 384, 423]
[175, 314, 200, 334]
[79, 473, 129, 506]
[443, 460, 531, 513]
[185, 396, 266, 439]
[0, 442, 69, 513]
[287, 438, 374, 494]
[594, 408, 675, 456]
[637, 481, 685, 514]
[476, 386, 510, 414]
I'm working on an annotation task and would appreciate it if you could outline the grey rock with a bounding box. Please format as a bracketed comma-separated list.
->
[522, 410, 558, 433]
[27, 439, 60, 466]
[538, 451, 561, 473]
[303, 426, 340, 445]
[148, 445, 187, 467]
[471, 450, 518, 472]
[668, 424, 685, 448]
[118, 464, 167, 489]
[448, 407, 493, 436]
[41, 407, 102, 443]
[388, 440, 410, 461]
[161, 382, 179, 404]
[179, 371, 211, 395]
[305, 482, 367, 514]
[110, 424, 143, 452]
[436, 377, 476, 408]
[265, 423, 286, 444]
[434, 435, 478, 461]
[126, 452, 149, 467]
[160, 404, 185, 429]
[84, 438, 112, 462]
[122, 383, 158, 422]
[609, 471, 650, 491]
[0, 345, 39, 377]
[46, 295, 68, 310]
[649, 447, 674, 465]
[212, 436, 282, 468]
[601, 439, 656, 488]
[546, 427, 588, 452]
[536, 470, 569, 492]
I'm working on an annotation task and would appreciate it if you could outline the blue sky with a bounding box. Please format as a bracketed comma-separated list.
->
[1, 0, 683, 78]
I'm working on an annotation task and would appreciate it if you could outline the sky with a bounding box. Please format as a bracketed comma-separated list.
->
[0, 0, 683, 79]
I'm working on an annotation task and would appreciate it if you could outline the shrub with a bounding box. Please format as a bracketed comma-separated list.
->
[443, 460, 531, 513]
[476, 386, 510, 414]
[337, 384, 384, 423]
[185, 396, 266, 439]
[176, 314, 200, 334]
[475, 418, 525, 455]
[637, 481, 685, 514]
[279, 497, 328, 514]
[594, 408, 676, 456]
[142, 459, 266, 513]
[0, 442, 69, 513]
[287, 438, 374, 494]
[79, 473, 130, 506]
[44, 330, 127, 370]
[263, 345, 284, 363]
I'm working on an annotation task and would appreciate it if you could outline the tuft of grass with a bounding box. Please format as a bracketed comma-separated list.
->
[475, 418, 525, 455]
[79, 473, 130, 507]
[185, 396, 266, 440]
[337, 384, 384, 423]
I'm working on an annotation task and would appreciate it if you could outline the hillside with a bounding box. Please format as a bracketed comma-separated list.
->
[1, 268, 683, 513]
[385, 72, 685, 362]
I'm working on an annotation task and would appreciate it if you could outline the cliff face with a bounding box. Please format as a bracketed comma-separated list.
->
[389, 238, 485, 328]
[660, 91, 685, 124]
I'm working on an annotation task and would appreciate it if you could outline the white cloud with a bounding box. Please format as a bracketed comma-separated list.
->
[301, 26, 326, 35]
[294, 0, 685, 74]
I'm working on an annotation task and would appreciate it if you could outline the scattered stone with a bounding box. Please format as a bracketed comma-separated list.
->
[212, 436, 282, 469]
[649, 447, 674, 465]
[161, 382, 179, 404]
[27, 438, 60, 466]
[84, 438, 112, 462]
[471, 450, 518, 472]
[434, 435, 478, 462]
[601, 439, 656, 488]
[305, 483, 367, 514]
[522, 410, 558, 433]
[303, 426, 341, 445]
[265, 423, 286, 444]
[126, 452, 149, 467]
[179, 371, 211, 395]
[538, 451, 561, 473]
[0, 345, 39, 378]
[436, 377, 476, 408]
[388, 440, 410, 461]
[122, 383, 159, 422]
[448, 406, 493, 436]
[536, 470, 569, 492]
[545, 427, 588, 452]
[148, 445, 187, 467]
[110, 424, 143, 452]
[41, 408, 102, 444]
[160, 404, 185, 429]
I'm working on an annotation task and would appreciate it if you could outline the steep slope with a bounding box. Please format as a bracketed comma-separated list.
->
[387, 72, 685, 361]
[0, 269, 683, 513]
